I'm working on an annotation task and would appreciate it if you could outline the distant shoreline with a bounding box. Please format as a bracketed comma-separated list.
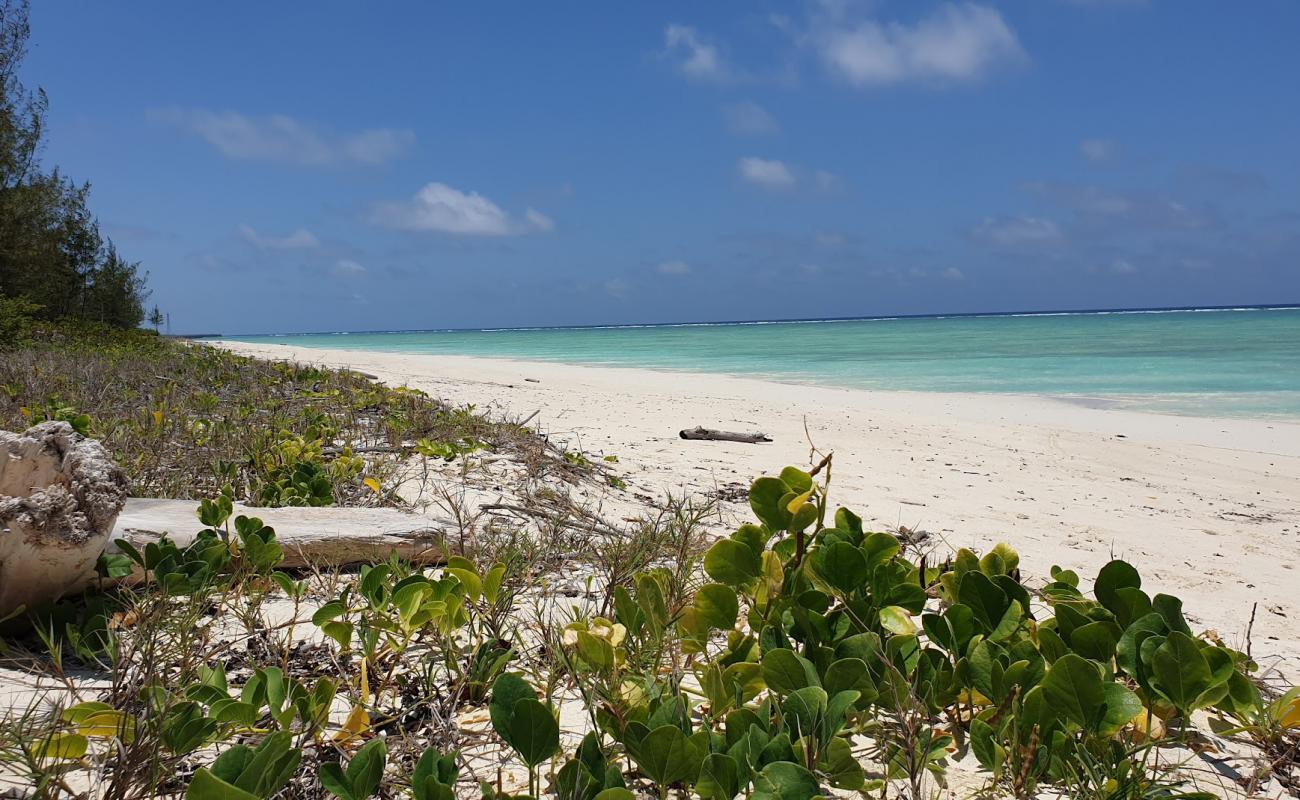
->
[214, 302, 1300, 339]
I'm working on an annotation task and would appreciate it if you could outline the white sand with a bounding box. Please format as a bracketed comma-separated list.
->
[215, 340, 1300, 675]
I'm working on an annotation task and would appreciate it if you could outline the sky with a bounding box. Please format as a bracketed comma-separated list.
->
[23, 1, 1300, 333]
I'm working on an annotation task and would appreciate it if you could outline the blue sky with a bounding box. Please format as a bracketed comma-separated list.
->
[24, 1, 1300, 333]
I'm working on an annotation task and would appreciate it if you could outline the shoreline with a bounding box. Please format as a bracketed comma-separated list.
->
[215, 337, 1300, 424]
[214, 339, 1300, 672]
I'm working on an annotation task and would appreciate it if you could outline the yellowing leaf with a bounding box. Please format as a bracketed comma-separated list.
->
[1278, 694, 1300, 729]
[39, 732, 88, 761]
[363, 477, 381, 494]
[333, 704, 371, 743]
[786, 490, 813, 514]
[879, 605, 917, 636]
[1128, 708, 1167, 741]
[359, 658, 371, 704]
[62, 702, 135, 743]
[152, 410, 164, 427]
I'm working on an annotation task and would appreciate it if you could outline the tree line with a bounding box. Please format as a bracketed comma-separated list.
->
[1, 0, 151, 330]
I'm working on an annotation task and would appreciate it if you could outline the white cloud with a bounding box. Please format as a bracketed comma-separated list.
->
[332, 259, 367, 278]
[1110, 258, 1137, 274]
[971, 215, 1064, 246]
[814, 3, 1024, 87]
[738, 157, 797, 189]
[724, 101, 779, 135]
[657, 260, 691, 275]
[524, 208, 555, 232]
[238, 224, 320, 250]
[664, 25, 730, 83]
[153, 108, 414, 166]
[373, 182, 554, 236]
[941, 266, 965, 280]
[799, 263, 821, 276]
[1080, 138, 1117, 163]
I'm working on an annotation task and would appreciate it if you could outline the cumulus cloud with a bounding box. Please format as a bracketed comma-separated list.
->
[737, 157, 797, 189]
[373, 182, 554, 236]
[811, 3, 1024, 87]
[153, 108, 414, 166]
[970, 215, 1064, 246]
[1080, 138, 1117, 163]
[663, 25, 731, 83]
[238, 224, 320, 250]
[656, 259, 691, 275]
[724, 101, 779, 135]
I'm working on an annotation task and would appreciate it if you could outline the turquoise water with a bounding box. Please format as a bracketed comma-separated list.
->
[232, 308, 1300, 420]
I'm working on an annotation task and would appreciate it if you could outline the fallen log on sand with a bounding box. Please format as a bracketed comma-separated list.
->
[109, 498, 458, 573]
[679, 426, 772, 444]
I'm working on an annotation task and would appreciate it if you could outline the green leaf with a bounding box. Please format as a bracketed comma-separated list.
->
[1099, 682, 1143, 736]
[1093, 559, 1141, 617]
[969, 718, 1004, 776]
[782, 686, 828, 743]
[1150, 631, 1213, 713]
[752, 761, 821, 800]
[779, 467, 813, 493]
[749, 477, 793, 531]
[814, 541, 867, 595]
[694, 583, 740, 630]
[508, 698, 559, 768]
[347, 738, 387, 798]
[696, 753, 741, 800]
[489, 673, 535, 747]
[816, 735, 865, 789]
[957, 571, 1010, 635]
[1116, 612, 1167, 683]
[704, 539, 763, 588]
[1041, 653, 1105, 732]
[318, 763, 356, 800]
[1070, 620, 1122, 663]
[634, 725, 702, 787]
[922, 604, 977, 654]
[187, 767, 261, 800]
[823, 658, 874, 706]
[762, 648, 818, 695]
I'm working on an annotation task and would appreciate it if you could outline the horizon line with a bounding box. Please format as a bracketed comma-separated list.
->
[207, 302, 1300, 339]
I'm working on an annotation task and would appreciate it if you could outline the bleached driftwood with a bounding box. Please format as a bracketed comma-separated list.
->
[109, 498, 459, 571]
[679, 426, 772, 444]
[0, 422, 129, 617]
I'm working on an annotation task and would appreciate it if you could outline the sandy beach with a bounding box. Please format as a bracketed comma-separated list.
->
[215, 340, 1300, 675]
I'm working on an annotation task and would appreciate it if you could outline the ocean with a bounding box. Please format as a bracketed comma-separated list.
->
[230, 306, 1300, 420]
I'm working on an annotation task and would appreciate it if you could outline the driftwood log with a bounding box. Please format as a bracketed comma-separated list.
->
[107, 498, 458, 577]
[679, 426, 772, 444]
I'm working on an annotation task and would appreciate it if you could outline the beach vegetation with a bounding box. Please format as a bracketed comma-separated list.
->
[3, 454, 1292, 798]
[0, 324, 584, 506]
